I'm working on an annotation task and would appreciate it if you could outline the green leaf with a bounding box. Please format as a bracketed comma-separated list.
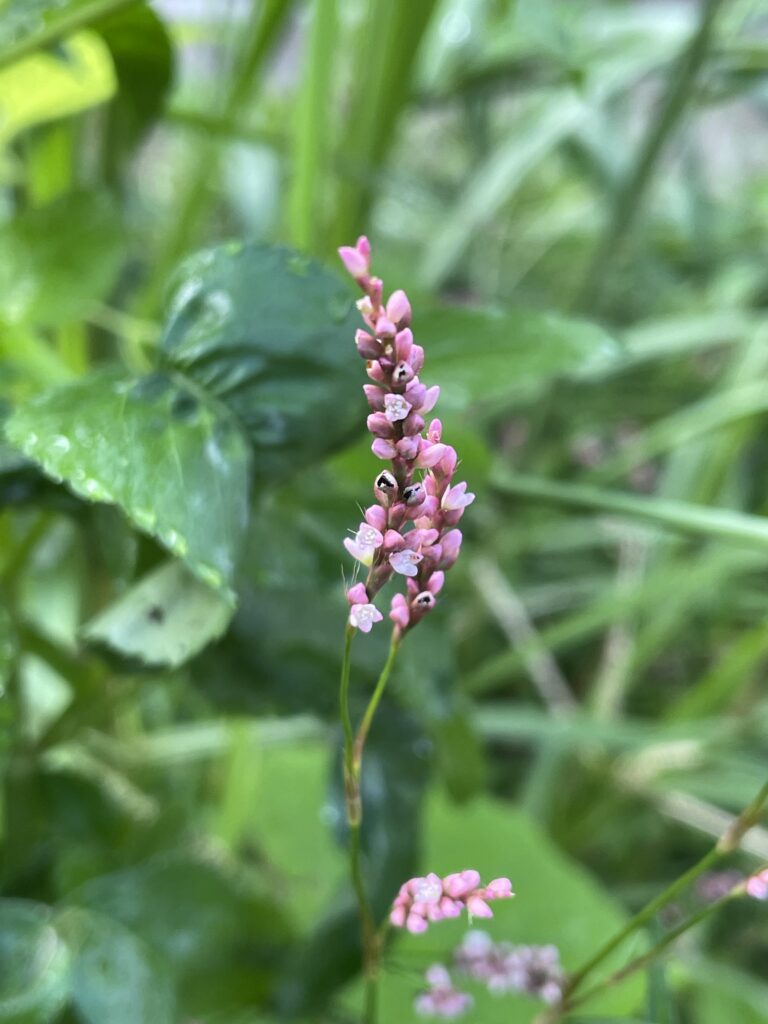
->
[95, 3, 174, 173]
[159, 242, 364, 483]
[65, 850, 293, 981]
[5, 369, 251, 599]
[0, 190, 125, 327]
[56, 907, 176, 1024]
[420, 305, 620, 411]
[0, 0, 136, 69]
[372, 793, 643, 1022]
[0, 30, 115, 143]
[0, 900, 71, 1024]
[82, 559, 234, 668]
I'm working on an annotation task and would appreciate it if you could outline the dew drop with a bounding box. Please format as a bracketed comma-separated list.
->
[51, 435, 70, 454]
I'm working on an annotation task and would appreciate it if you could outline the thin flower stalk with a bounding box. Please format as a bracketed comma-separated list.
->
[336, 236, 475, 1024]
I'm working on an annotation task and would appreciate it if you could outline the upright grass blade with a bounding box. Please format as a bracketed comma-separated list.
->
[491, 471, 768, 549]
[577, 0, 727, 308]
[287, 0, 338, 253]
[332, 0, 440, 247]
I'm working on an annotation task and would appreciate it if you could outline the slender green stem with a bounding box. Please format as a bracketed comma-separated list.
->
[567, 890, 738, 1013]
[576, 0, 726, 309]
[339, 624, 355, 777]
[0, 0, 140, 71]
[339, 625, 402, 1024]
[352, 632, 400, 775]
[565, 778, 768, 998]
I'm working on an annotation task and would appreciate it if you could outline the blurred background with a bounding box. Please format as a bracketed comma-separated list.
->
[1, 0, 768, 1022]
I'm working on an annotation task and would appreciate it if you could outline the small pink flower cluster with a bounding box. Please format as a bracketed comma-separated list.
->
[339, 237, 474, 635]
[454, 930, 564, 1005]
[390, 870, 513, 934]
[414, 964, 473, 1019]
[746, 867, 768, 900]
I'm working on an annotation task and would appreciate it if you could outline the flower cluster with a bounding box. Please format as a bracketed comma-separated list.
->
[339, 237, 474, 636]
[390, 870, 513, 934]
[746, 867, 768, 900]
[415, 965, 473, 1019]
[454, 931, 565, 1005]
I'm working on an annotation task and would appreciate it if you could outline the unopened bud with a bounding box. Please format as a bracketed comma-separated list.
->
[374, 470, 398, 506]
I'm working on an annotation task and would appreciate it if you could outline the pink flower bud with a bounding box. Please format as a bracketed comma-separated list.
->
[407, 913, 428, 934]
[395, 328, 413, 362]
[402, 412, 425, 436]
[415, 442, 447, 469]
[440, 529, 463, 568]
[428, 571, 445, 594]
[442, 481, 475, 511]
[367, 412, 394, 437]
[363, 384, 385, 410]
[427, 419, 442, 443]
[347, 582, 368, 605]
[485, 877, 514, 899]
[338, 246, 369, 279]
[466, 896, 493, 918]
[389, 593, 410, 629]
[404, 381, 426, 409]
[375, 317, 397, 339]
[438, 445, 458, 477]
[383, 529, 404, 551]
[396, 436, 420, 460]
[372, 438, 397, 459]
[420, 385, 440, 414]
[355, 329, 382, 359]
[386, 289, 412, 326]
[364, 505, 387, 531]
[410, 344, 425, 372]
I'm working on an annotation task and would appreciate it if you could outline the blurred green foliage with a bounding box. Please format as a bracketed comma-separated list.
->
[1, 0, 768, 1021]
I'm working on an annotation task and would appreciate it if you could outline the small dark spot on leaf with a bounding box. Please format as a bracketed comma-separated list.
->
[147, 605, 165, 624]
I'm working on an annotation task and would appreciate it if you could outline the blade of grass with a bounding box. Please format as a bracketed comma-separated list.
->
[491, 471, 768, 549]
[287, 0, 338, 253]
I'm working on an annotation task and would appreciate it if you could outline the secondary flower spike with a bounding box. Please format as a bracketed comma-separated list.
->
[339, 237, 474, 634]
[390, 870, 513, 934]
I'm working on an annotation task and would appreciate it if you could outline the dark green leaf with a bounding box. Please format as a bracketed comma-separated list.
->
[0, 900, 71, 1024]
[56, 907, 176, 1024]
[159, 243, 364, 482]
[5, 370, 251, 599]
[96, 3, 174, 173]
[0, 190, 124, 327]
[82, 560, 234, 668]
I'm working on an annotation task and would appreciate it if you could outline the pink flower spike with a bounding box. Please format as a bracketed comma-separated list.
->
[386, 289, 412, 326]
[346, 582, 368, 605]
[349, 603, 383, 633]
[442, 482, 476, 511]
[384, 393, 412, 422]
[466, 896, 493, 918]
[364, 505, 387, 531]
[438, 446, 458, 477]
[338, 245, 369, 279]
[389, 549, 424, 577]
[372, 438, 397, 459]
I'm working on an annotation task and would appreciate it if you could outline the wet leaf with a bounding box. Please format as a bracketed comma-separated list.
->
[56, 907, 176, 1024]
[159, 243, 364, 483]
[5, 370, 251, 600]
[0, 900, 71, 1024]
